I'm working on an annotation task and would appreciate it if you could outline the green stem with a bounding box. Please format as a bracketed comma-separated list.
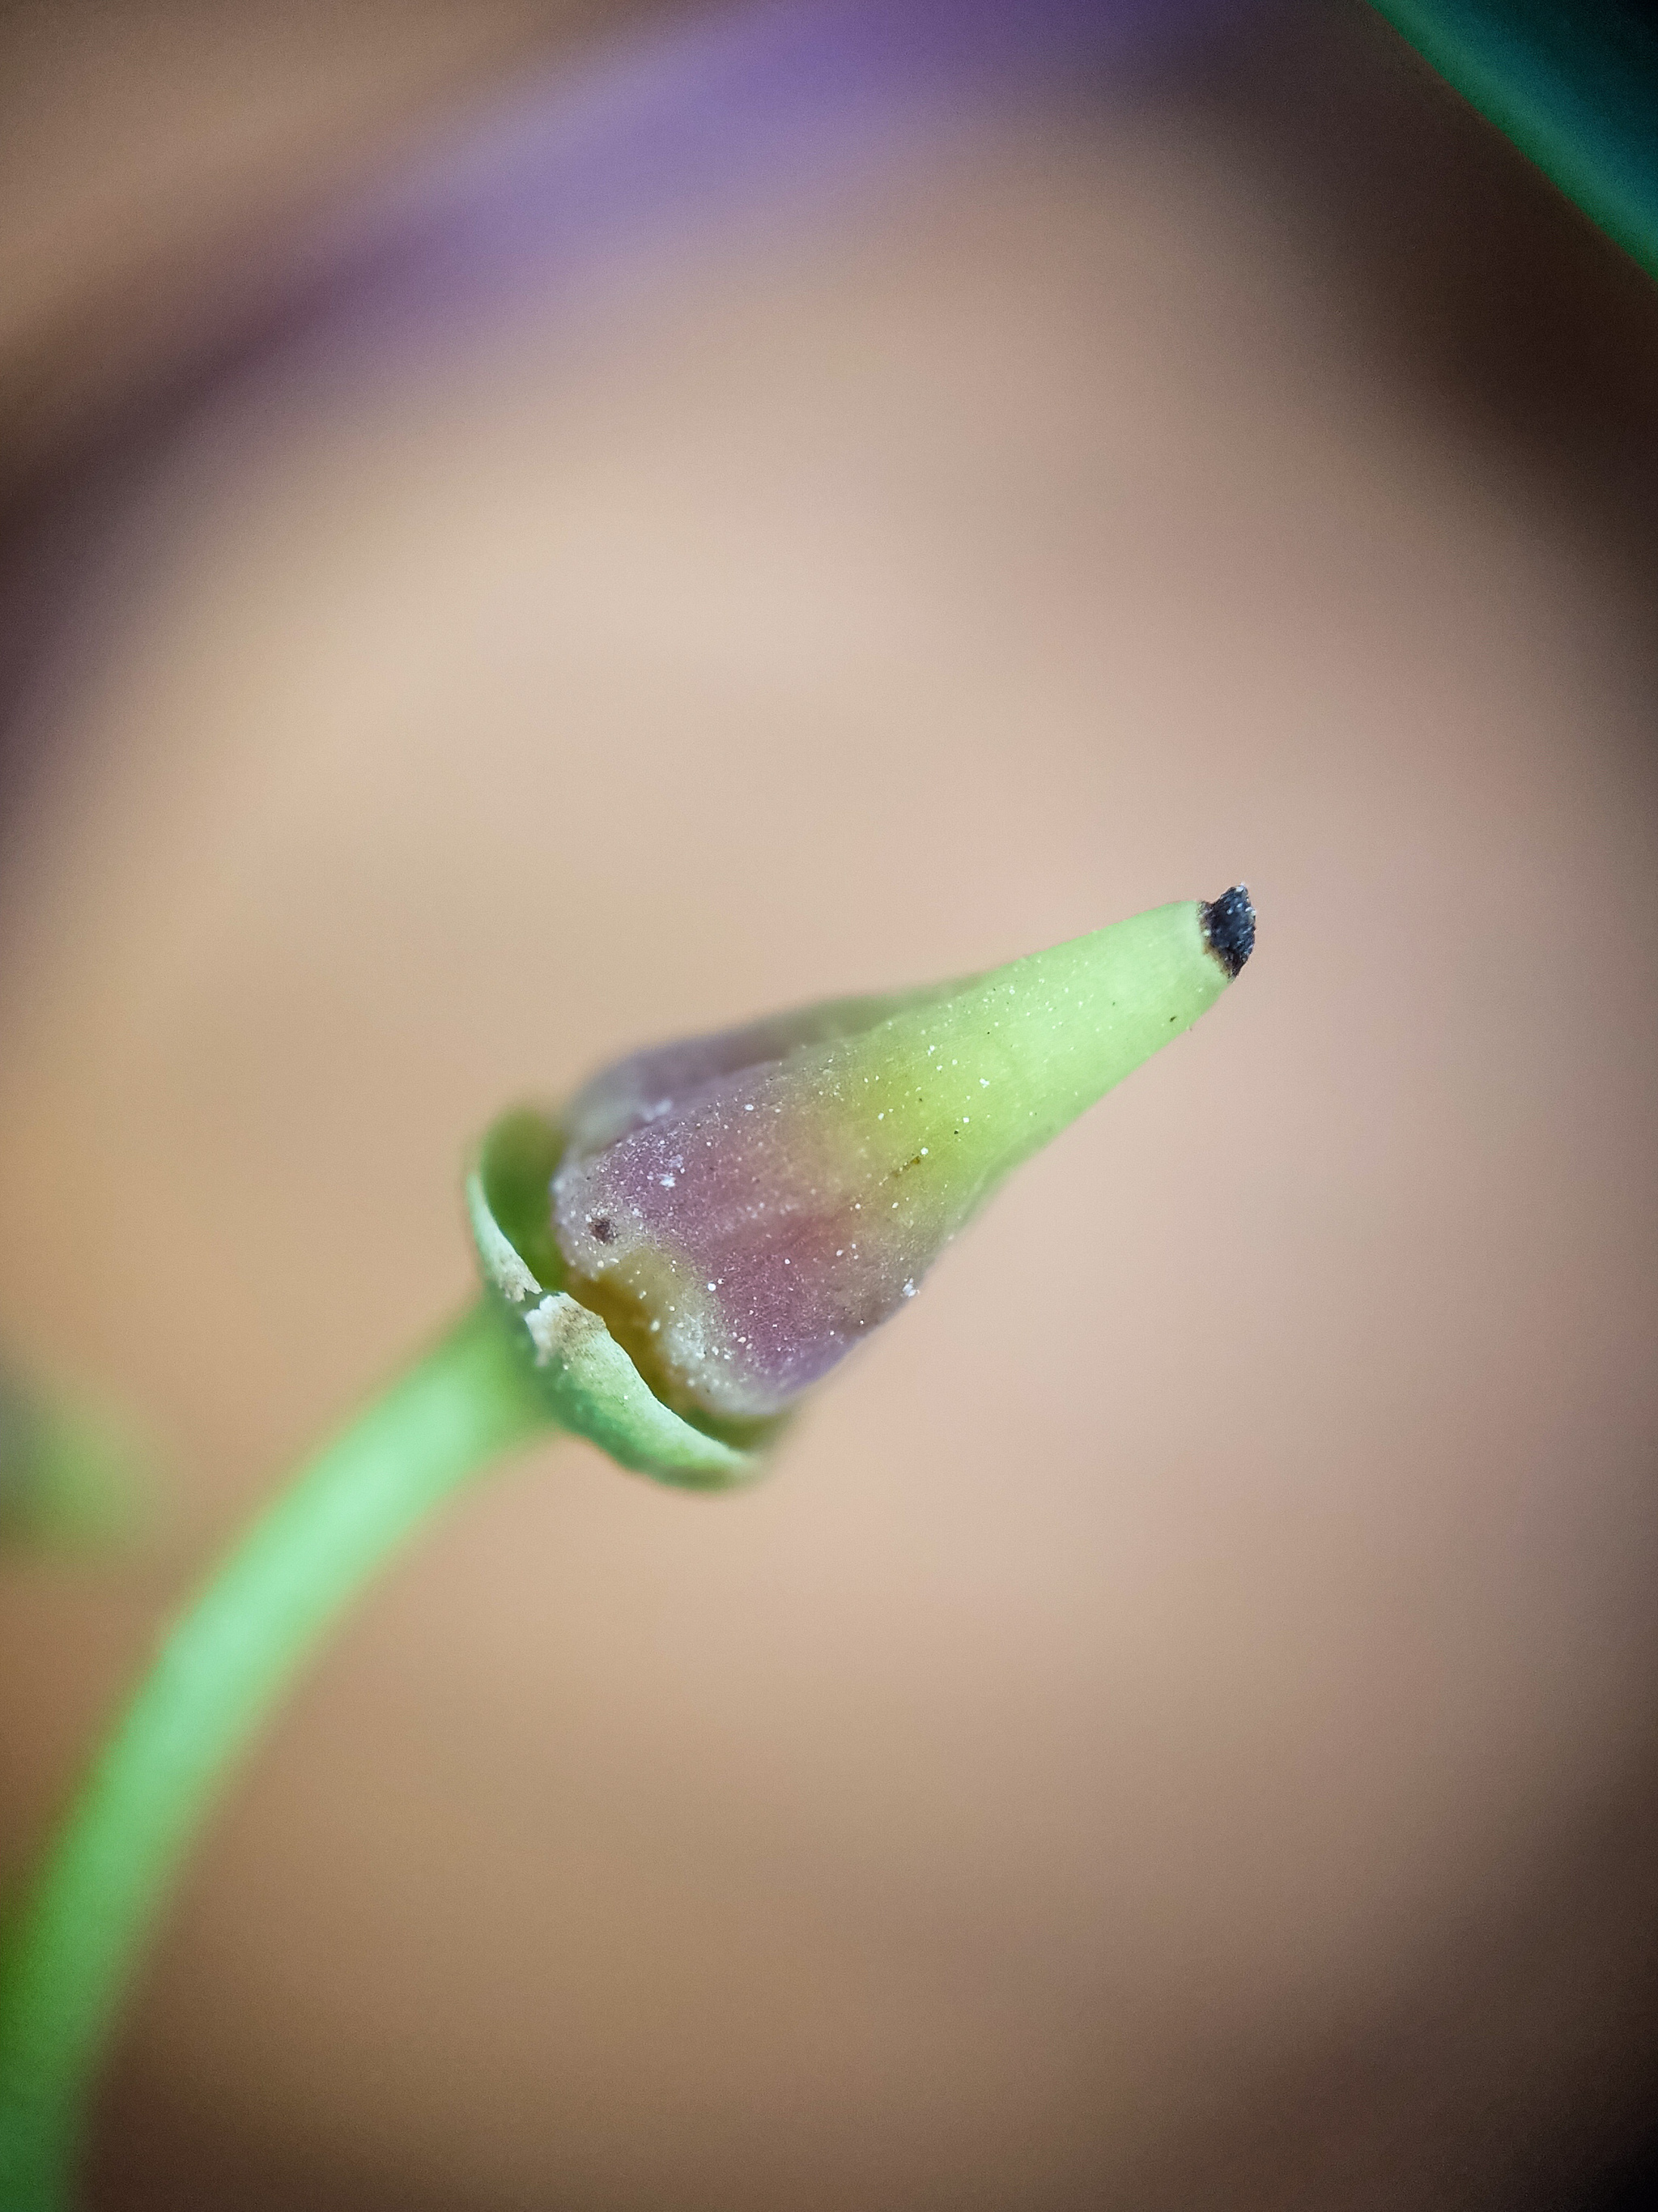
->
[0, 1298, 555, 2210]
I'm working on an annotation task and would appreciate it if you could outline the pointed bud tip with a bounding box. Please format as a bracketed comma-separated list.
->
[1200, 885, 1255, 979]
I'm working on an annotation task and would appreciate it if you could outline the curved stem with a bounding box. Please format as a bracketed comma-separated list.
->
[0, 1299, 556, 2210]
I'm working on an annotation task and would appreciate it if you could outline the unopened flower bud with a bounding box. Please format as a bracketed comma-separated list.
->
[474, 891, 1251, 1473]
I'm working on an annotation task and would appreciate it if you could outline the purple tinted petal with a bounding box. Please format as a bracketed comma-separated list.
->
[561, 982, 962, 1155]
[555, 1042, 943, 1418]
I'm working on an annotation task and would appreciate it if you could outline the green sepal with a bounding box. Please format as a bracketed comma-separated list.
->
[466, 1108, 772, 1491]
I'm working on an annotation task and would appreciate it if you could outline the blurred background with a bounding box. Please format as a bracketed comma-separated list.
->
[2, 1, 1657, 2205]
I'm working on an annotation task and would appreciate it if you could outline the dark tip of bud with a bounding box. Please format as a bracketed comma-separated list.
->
[1200, 885, 1255, 978]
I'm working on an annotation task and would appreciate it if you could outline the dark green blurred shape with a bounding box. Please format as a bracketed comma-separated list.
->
[0, 1364, 143, 1552]
[1371, 0, 1658, 282]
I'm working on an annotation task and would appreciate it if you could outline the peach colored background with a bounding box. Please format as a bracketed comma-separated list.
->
[2, 6, 1656, 2206]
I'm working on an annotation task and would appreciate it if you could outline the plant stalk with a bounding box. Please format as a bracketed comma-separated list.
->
[0, 1298, 555, 2210]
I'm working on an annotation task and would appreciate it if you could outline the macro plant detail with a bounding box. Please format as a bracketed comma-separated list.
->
[0, 0, 1655, 2202]
[0, 889, 1252, 2208]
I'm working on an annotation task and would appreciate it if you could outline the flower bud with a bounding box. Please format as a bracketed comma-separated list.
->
[544, 890, 1253, 1432]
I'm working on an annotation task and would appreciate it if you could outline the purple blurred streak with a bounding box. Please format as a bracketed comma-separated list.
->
[0, 0, 1248, 838]
[317, 0, 1240, 342]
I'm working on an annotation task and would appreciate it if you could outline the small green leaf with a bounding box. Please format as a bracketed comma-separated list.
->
[0, 1367, 147, 1553]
